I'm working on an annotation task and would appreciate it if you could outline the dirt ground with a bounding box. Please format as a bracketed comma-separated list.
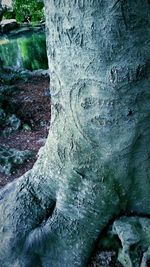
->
[0, 74, 50, 187]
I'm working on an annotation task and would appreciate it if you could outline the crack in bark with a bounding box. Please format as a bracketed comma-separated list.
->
[112, 0, 124, 10]
[120, 1, 128, 29]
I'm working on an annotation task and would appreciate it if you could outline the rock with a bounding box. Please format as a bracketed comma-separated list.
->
[36, 138, 46, 145]
[0, 19, 19, 33]
[2, 127, 13, 136]
[7, 114, 21, 130]
[0, 71, 22, 85]
[0, 85, 18, 96]
[22, 123, 31, 131]
[112, 217, 150, 267]
[0, 146, 35, 175]
[20, 69, 49, 77]
[0, 73, 22, 133]
[0, 108, 6, 126]
[31, 69, 49, 77]
[90, 216, 150, 267]
[2, 1, 12, 9]
[0, 113, 21, 136]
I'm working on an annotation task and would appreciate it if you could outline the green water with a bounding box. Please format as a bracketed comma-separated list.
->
[0, 30, 48, 71]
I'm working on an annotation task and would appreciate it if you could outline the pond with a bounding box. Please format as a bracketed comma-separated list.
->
[0, 30, 48, 71]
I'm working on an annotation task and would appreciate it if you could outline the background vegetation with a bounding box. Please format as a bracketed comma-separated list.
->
[2, 0, 45, 24]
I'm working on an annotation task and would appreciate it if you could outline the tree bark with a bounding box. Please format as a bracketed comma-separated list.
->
[0, 0, 150, 266]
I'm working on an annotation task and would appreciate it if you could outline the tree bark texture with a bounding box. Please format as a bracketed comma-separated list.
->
[0, 0, 150, 266]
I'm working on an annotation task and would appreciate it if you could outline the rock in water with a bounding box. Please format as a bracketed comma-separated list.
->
[0, 19, 19, 33]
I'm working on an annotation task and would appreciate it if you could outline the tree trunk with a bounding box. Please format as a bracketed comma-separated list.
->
[0, 0, 150, 266]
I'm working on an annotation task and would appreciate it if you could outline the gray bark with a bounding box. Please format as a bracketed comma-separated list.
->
[0, 0, 150, 266]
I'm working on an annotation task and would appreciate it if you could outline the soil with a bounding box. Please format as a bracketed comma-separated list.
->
[0, 74, 50, 188]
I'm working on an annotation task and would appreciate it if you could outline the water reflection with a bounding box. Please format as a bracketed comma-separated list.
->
[0, 30, 48, 70]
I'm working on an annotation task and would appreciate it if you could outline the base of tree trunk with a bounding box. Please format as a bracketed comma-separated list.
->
[0, 0, 150, 266]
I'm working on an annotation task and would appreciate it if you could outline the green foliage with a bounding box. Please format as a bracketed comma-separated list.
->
[13, 0, 45, 23]
[17, 33, 48, 70]
[0, 32, 48, 71]
[3, 9, 16, 20]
